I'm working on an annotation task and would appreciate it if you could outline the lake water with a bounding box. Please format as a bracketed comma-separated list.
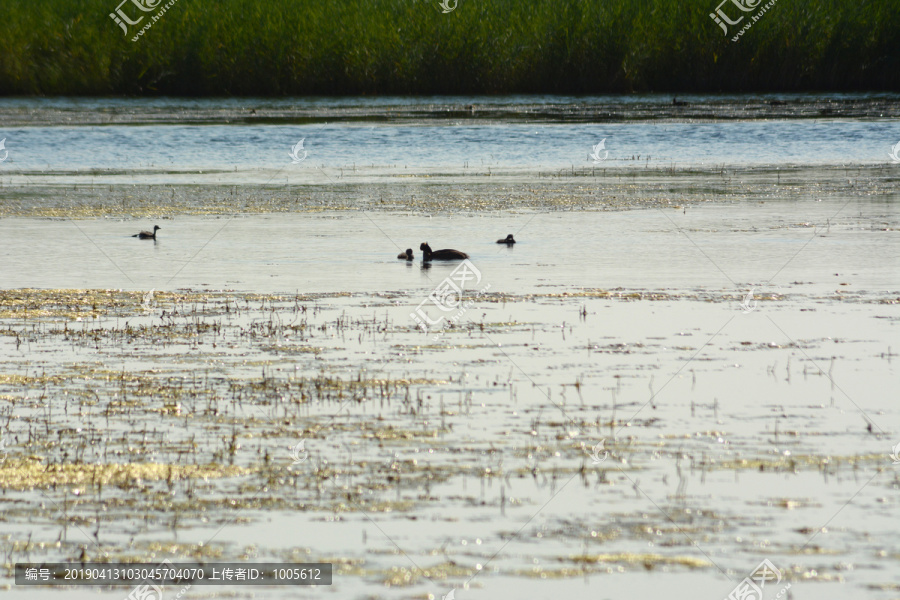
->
[0, 94, 899, 600]
[1, 94, 900, 186]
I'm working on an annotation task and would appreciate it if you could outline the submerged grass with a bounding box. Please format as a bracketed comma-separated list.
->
[1, 0, 897, 95]
[0, 459, 247, 491]
[1, 166, 890, 219]
[0, 285, 893, 587]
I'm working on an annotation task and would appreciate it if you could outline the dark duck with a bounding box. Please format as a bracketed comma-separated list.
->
[133, 225, 160, 240]
[420, 242, 468, 261]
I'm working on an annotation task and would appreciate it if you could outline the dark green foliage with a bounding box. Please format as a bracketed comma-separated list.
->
[2, 0, 897, 95]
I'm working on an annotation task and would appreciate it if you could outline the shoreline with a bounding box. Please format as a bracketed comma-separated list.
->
[0, 164, 891, 219]
[2, 94, 900, 128]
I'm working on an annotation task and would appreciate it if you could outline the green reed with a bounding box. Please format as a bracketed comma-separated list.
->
[1, 0, 897, 95]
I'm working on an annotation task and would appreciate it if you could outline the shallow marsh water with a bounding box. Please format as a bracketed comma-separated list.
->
[0, 95, 899, 600]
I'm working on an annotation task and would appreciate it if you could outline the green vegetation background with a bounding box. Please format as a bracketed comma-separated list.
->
[2, 0, 898, 95]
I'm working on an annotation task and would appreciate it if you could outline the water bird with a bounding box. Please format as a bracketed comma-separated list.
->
[496, 234, 516, 244]
[420, 242, 468, 261]
[398, 248, 414, 260]
[672, 97, 688, 106]
[132, 225, 160, 240]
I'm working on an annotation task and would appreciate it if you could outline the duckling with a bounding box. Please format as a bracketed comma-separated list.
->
[420, 242, 468, 261]
[496, 234, 516, 244]
[398, 248, 414, 260]
[132, 225, 160, 240]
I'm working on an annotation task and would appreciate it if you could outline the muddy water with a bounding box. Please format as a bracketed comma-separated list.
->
[1, 95, 899, 600]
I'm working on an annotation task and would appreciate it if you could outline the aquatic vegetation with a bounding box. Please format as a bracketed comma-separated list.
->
[0, 459, 247, 492]
[718, 453, 886, 472]
[0, 281, 894, 597]
[0, 166, 891, 219]
[566, 552, 711, 569]
[382, 561, 474, 587]
[0, 289, 166, 320]
[1, 0, 898, 94]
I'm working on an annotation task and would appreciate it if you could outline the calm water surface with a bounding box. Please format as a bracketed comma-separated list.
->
[0, 199, 897, 294]
[1, 94, 899, 186]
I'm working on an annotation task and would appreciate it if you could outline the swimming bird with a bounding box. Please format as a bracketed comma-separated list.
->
[398, 248, 414, 260]
[672, 97, 688, 106]
[132, 225, 160, 240]
[496, 234, 516, 244]
[420, 242, 468, 261]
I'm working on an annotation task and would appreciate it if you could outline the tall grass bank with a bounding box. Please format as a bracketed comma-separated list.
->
[1, 0, 898, 95]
